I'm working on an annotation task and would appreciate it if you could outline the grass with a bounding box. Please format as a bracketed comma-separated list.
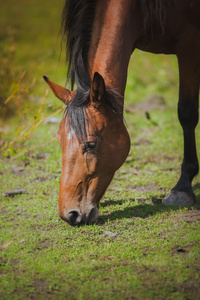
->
[0, 0, 200, 299]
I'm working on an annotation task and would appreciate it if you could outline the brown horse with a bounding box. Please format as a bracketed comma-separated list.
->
[44, 0, 200, 226]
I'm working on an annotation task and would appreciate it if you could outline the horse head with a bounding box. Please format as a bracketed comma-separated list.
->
[44, 73, 130, 225]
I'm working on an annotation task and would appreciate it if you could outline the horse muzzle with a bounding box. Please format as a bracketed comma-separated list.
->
[60, 205, 99, 226]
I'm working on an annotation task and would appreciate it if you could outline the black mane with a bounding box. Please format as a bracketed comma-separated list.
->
[61, 0, 97, 91]
[60, 0, 168, 140]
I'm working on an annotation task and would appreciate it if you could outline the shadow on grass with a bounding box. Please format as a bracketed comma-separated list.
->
[98, 192, 200, 224]
[100, 195, 165, 208]
[98, 199, 181, 224]
[100, 199, 125, 207]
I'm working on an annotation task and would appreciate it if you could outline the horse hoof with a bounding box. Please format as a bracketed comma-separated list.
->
[163, 191, 195, 207]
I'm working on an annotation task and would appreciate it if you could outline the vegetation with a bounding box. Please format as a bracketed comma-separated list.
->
[0, 0, 200, 299]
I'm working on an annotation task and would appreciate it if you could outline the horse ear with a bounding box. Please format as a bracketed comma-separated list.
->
[43, 76, 76, 104]
[90, 72, 106, 107]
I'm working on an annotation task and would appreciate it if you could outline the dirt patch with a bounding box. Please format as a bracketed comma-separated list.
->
[30, 152, 50, 160]
[125, 94, 166, 114]
[180, 281, 200, 299]
[172, 239, 200, 256]
[33, 174, 56, 183]
[28, 279, 55, 300]
[37, 239, 52, 250]
[126, 184, 158, 193]
[29, 223, 58, 232]
[1, 209, 10, 216]
[34, 279, 49, 291]
[172, 245, 189, 255]
[133, 138, 151, 147]
[15, 209, 31, 219]
[180, 210, 200, 223]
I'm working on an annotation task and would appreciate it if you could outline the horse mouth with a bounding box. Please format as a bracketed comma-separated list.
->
[59, 206, 99, 226]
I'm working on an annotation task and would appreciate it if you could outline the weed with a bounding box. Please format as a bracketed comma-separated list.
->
[0, 28, 36, 118]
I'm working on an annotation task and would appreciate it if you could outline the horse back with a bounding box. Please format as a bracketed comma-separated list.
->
[135, 0, 200, 56]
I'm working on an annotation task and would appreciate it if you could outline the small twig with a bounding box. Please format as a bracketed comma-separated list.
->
[4, 71, 26, 105]
[3, 188, 27, 197]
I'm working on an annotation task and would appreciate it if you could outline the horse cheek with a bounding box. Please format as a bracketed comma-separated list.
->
[85, 153, 98, 175]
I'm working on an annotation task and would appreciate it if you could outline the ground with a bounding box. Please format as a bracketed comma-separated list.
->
[0, 0, 200, 299]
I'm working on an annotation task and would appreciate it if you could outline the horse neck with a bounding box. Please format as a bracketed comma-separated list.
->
[88, 0, 137, 102]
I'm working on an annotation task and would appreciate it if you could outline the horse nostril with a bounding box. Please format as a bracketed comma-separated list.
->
[68, 210, 81, 225]
[88, 207, 95, 219]
[87, 207, 98, 224]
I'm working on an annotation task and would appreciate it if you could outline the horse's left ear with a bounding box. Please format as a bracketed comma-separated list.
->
[90, 72, 106, 107]
[43, 76, 76, 104]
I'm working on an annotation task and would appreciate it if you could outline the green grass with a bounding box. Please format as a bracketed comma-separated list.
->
[0, 0, 200, 299]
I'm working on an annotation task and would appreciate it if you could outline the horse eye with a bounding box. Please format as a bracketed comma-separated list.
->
[83, 141, 97, 152]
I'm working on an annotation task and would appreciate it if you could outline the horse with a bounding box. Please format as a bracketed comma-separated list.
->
[44, 0, 200, 226]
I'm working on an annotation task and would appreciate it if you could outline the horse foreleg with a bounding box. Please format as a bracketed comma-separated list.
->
[164, 55, 199, 206]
